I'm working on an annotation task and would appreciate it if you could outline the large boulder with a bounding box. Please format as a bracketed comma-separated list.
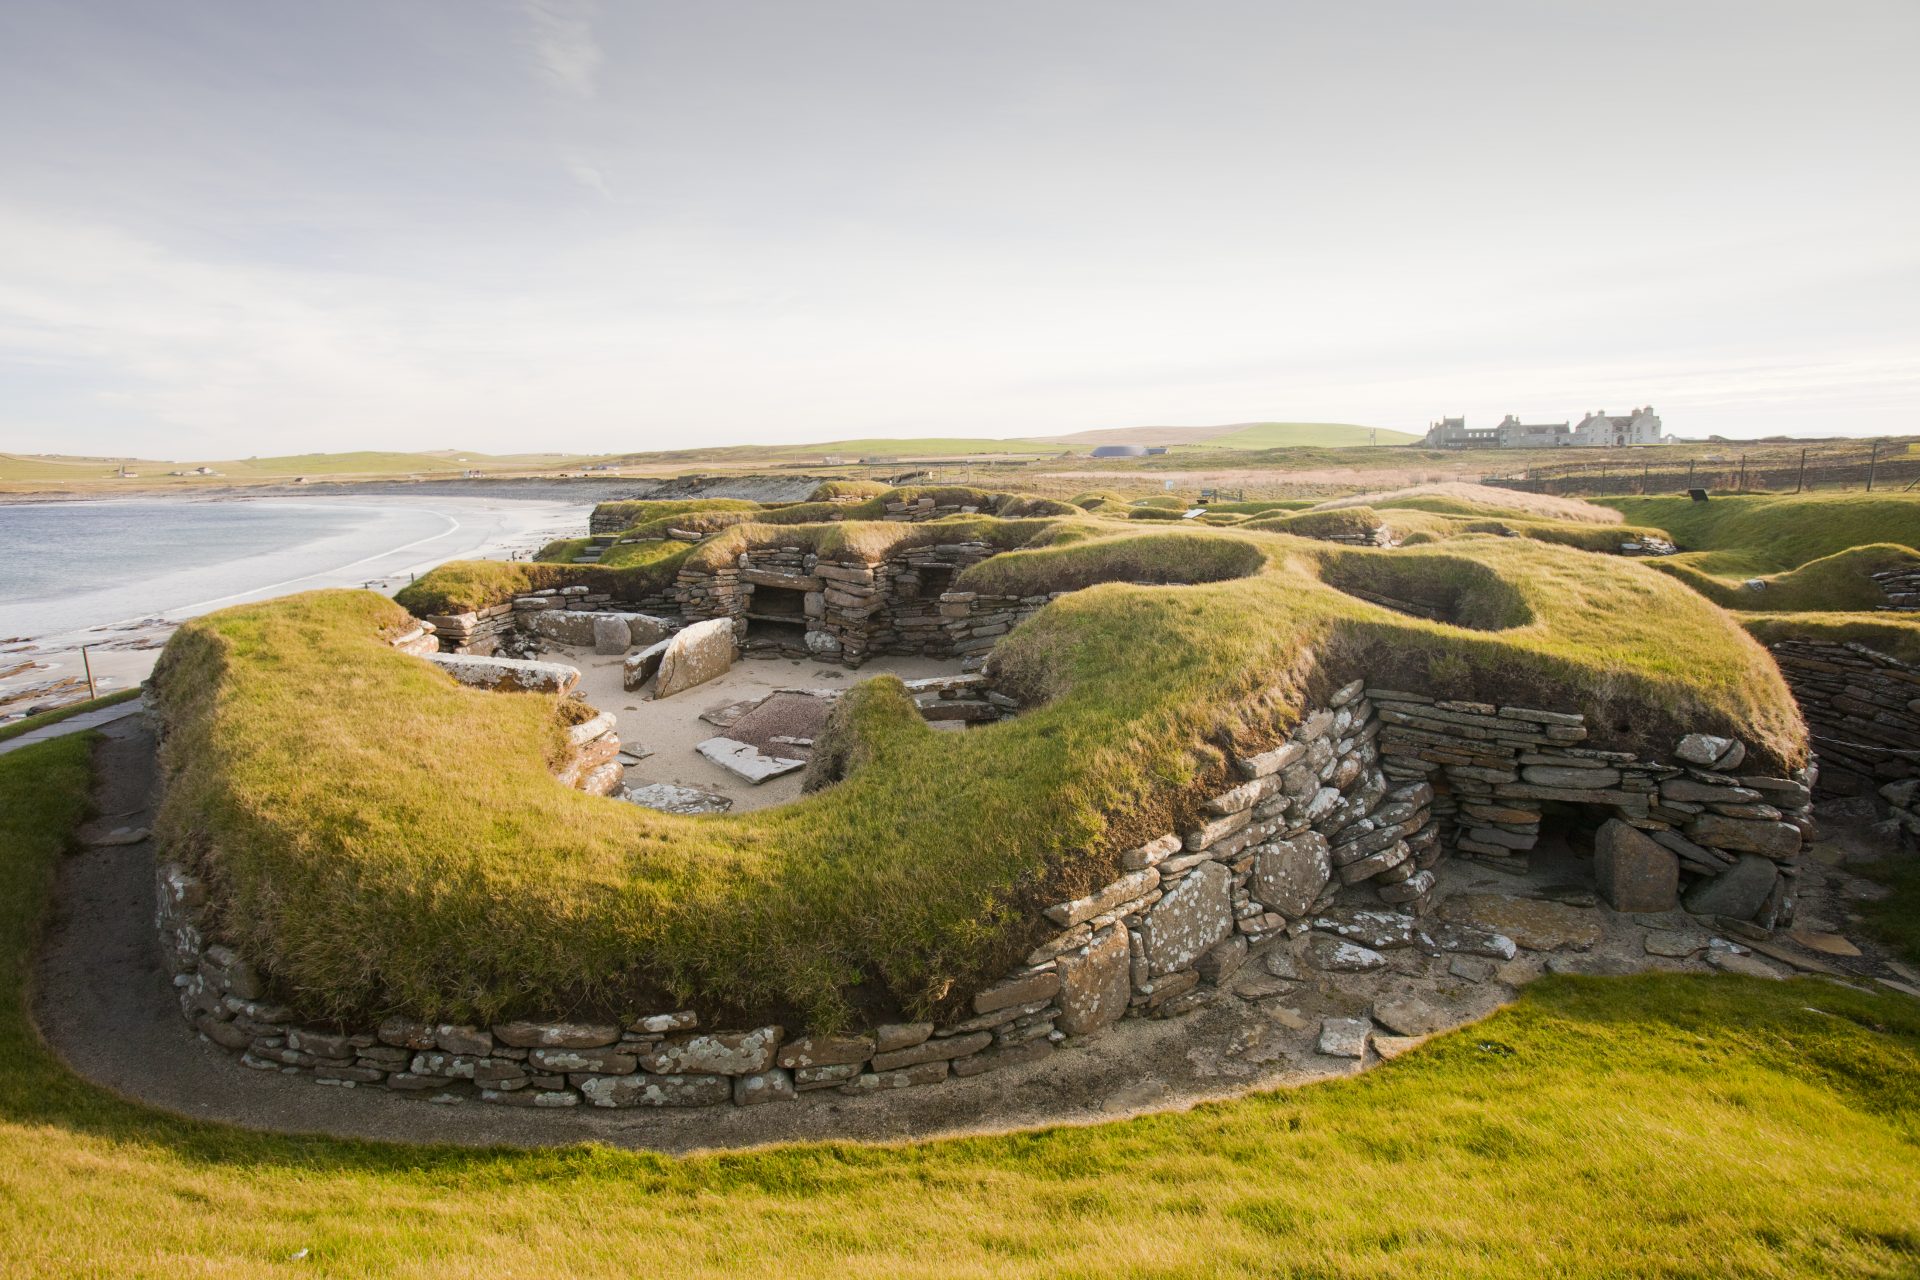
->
[1594, 819, 1679, 912]
[654, 618, 736, 699]
[1683, 853, 1779, 921]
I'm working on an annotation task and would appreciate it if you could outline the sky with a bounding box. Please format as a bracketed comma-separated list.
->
[0, 0, 1915, 458]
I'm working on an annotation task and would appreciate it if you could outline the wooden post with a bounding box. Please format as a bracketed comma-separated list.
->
[81, 646, 97, 701]
[1866, 439, 1879, 492]
[1641, 462, 1649, 493]
[1795, 447, 1807, 493]
[1686, 459, 1695, 491]
[1737, 455, 1747, 491]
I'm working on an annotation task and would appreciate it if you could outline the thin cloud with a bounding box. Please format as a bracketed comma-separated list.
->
[522, 0, 602, 97]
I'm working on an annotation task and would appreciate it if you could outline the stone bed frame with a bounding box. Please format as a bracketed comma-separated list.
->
[153, 663, 1817, 1114]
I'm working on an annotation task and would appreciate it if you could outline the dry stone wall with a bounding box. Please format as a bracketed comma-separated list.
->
[1765, 638, 1919, 796]
[1873, 565, 1920, 610]
[1370, 688, 1813, 928]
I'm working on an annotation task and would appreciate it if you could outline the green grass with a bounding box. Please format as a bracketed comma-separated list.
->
[2, 738, 1918, 1277]
[394, 556, 691, 615]
[1600, 493, 1920, 611]
[808, 479, 893, 501]
[165, 518, 1803, 1029]
[1856, 857, 1920, 967]
[0, 687, 140, 742]
[1243, 507, 1386, 540]
[588, 498, 763, 530]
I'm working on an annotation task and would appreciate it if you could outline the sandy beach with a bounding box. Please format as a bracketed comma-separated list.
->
[0, 493, 586, 719]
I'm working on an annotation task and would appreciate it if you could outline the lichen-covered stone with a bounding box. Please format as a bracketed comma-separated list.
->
[732, 1068, 797, 1106]
[776, 1033, 874, 1070]
[653, 618, 736, 699]
[1140, 861, 1233, 975]
[576, 1072, 731, 1107]
[1251, 832, 1332, 916]
[638, 1026, 782, 1076]
[1055, 925, 1130, 1036]
[492, 1021, 620, 1050]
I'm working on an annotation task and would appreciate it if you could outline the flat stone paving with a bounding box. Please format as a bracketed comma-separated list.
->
[0, 695, 145, 756]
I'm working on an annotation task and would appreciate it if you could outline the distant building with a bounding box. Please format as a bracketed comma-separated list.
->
[1572, 406, 1663, 446]
[1423, 406, 1665, 449]
[1090, 444, 1149, 458]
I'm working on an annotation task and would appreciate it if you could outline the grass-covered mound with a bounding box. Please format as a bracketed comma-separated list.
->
[1316, 484, 1625, 525]
[1738, 612, 1920, 666]
[588, 497, 761, 530]
[395, 555, 691, 615]
[842, 486, 1081, 520]
[1242, 507, 1385, 540]
[807, 479, 892, 501]
[1381, 511, 1675, 554]
[4, 738, 1915, 1277]
[1601, 493, 1920, 611]
[156, 521, 1804, 1029]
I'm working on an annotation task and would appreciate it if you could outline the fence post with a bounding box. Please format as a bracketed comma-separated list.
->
[1795, 447, 1806, 493]
[1686, 459, 1695, 490]
[1867, 439, 1879, 492]
[1737, 455, 1747, 492]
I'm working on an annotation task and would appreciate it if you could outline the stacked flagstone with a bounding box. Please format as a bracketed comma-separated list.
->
[1765, 638, 1920, 796]
[1371, 688, 1813, 927]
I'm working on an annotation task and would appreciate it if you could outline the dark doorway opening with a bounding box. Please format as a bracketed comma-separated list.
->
[749, 585, 807, 619]
[914, 565, 956, 599]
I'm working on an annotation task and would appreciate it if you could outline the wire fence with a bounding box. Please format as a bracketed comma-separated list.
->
[1479, 442, 1920, 497]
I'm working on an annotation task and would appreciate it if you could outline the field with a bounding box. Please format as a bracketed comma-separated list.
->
[2, 734, 1916, 1278]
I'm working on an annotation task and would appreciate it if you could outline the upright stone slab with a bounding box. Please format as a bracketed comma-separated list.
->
[424, 653, 579, 695]
[1683, 853, 1779, 921]
[1593, 819, 1679, 912]
[1140, 861, 1232, 975]
[592, 615, 631, 655]
[1251, 832, 1332, 917]
[1055, 925, 1130, 1036]
[623, 639, 671, 692]
[654, 618, 736, 699]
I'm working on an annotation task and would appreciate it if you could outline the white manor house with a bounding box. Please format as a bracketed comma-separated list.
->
[1423, 406, 1666, 449]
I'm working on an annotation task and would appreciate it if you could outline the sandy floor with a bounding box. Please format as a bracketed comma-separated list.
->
[561, 645, 965, 811]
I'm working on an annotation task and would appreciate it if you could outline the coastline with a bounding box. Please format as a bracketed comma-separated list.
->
[0, 492, 587, 720]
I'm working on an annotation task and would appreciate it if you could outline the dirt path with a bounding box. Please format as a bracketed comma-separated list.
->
[29, 717, 1907, 1154]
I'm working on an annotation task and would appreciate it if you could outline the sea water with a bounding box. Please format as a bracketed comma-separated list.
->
[0, 496, 578, 643]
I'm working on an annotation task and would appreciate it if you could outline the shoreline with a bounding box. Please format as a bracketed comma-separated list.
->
[0, 492, 586, 721]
